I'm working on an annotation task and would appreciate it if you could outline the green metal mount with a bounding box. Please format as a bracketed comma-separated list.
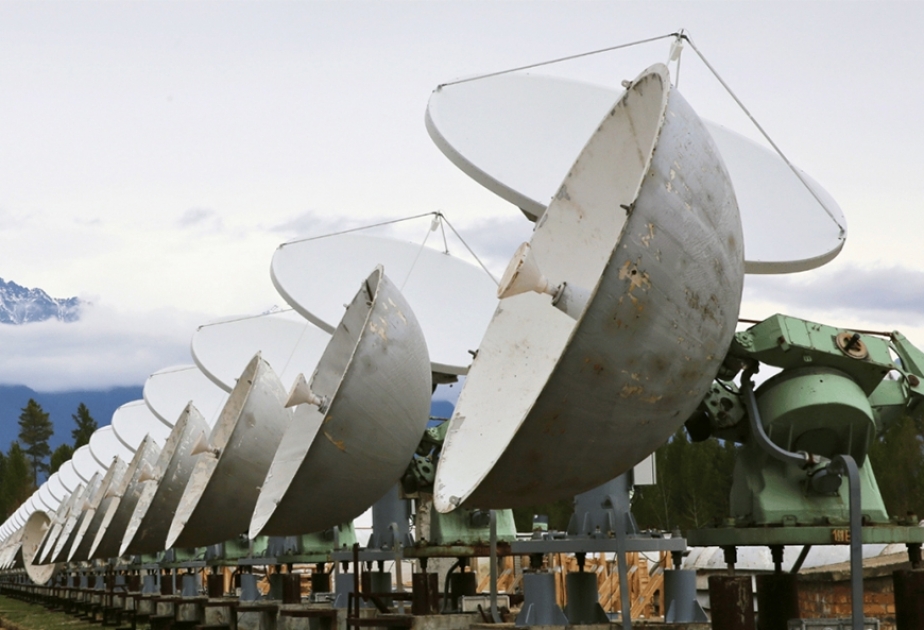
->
[427, 508, 517, 546]
[689, 313, 924, 531]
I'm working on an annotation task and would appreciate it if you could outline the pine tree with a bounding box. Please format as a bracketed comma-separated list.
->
[71, 403, 98, 448]
[17, 398, 53, 485]
[869, 414, 924, 519]
[49, 443, 75, 475]
[631, 428, 737, 533]
[0, 442, 33, 518]
[0, 451, 7, 520]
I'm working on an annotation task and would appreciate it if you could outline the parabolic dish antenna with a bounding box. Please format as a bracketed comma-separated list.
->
[271, 233, 496, 376]
[72, 445, 103, 483]
[166, 354, 293, 549]
[34, 488, 74, 562]
[426, 72, 845, 274]
[89, 436, 160, 560]
[144, 364, 229, 427]
[57, 461, 83, 493]
[67, 458, 127, 562]
[111, 400, 173, 450]
[22, 510, 55, 584]
[38, 480, 86, 564]
[37, 484, 60, 512]
[1, 527, 23, 569]
[191, 310, 330, 394]
[121, 404, 210, 556]
[434, 64, 744, 511]
[45, 473, 68, 503]
[89, 426, 134, 467]
[49, 473, 101, 563]
[250, 266, 432, 537]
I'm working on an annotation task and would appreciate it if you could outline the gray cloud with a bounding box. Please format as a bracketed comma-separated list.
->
[443, 215, 535, 277]
[744, 264, 924, 330]
[0, 303, 203, 392]
[271, 210, 405, 242]
[177, 207, 224, 232]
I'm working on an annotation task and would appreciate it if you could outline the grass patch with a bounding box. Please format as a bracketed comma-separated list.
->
[0, 594, 94, 630]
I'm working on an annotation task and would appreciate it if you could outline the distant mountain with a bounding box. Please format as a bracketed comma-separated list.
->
[0, 277, 81, 324]
[0, 385, 143, 455]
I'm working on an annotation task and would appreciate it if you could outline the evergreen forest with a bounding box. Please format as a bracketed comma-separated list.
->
[0, 401, 98, 521]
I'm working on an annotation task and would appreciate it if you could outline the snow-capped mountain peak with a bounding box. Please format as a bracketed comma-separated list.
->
[0, 278, 81, 324]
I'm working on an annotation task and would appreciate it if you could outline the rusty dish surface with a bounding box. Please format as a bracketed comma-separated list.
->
[435, 64, 744, 510]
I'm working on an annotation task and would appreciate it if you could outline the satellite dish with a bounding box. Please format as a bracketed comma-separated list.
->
[121, 404, 210, 556]
[45, 473, 68, 502]
[434, 64, 744, 511]
[48, 472, 101, 563]
[0, 527, 23, 570]
[67, 457, 128, 562]
[271, 233, 496, 376]
[57, 461, 83, 493]
[89, 436, 161, 559]
[111, 400, 173, 450]
[38, 476, 92, 564]
[426, 72, 845, 274]
[21, 511, 55, 584]
[192, 310, 330, 394]
[36, 484, 60, 512]
[89, 426, 134, 467]
[250, 266, 432, 537]
[33, 493, 68, 563]
[166, 353, 293, 549]
[72, 445, 103, 483]
[144, 364, 229, 427]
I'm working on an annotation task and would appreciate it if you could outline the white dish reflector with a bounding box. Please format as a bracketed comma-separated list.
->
[434, 64, 744, 511]
[271, 233, 496, 376]
[144, 364, 229, 427]
[250, 266, 432, 537]
[72, 445, 103, 483]
[89, 436, 160, 559]
[89, 426, 134, 467]
[34, 486, 76, 564]
[48, 473, 101, 563]
[111, 400, 172, 450]
[22, 511, 55, 584]
[426, 72, 845, 274]
[45, 473, 67, 502]
[57, 461, 83, 494]
[192, 310, 330, 394]
[166, 354, 293, 549]
[121, 404, 210, 555]
[67, 457, 128, 562]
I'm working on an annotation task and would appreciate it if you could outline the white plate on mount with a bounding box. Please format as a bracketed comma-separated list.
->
[434, 65, 744, 510]
[89, 426, 135, 468]
[426, 72, 846, 274]
[45, 474, 68, 503]
[72, 446, 103, 483]
[250, 267, 432, 537]
[144, 364, 229, 427]
[111, 400, 172, 451]
[192, 310, 330, 394]
[271, 233, 497, 376]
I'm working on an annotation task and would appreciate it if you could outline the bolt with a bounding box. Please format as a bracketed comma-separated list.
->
[845, 332, 861, 351]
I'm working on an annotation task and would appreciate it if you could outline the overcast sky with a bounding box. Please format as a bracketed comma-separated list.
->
[2, 1, 923, 391]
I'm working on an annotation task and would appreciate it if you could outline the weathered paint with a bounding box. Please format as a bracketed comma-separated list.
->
[120, 404, 211, 555]
[435, 64, 744, 511]
[43, 473, 99, 563]
[166, 353, 293, 549]
[250, 266, 431, 537]
[88, 435, 161, 559]
[21, 511, 55, 585]
[66, 457, 127, 562]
